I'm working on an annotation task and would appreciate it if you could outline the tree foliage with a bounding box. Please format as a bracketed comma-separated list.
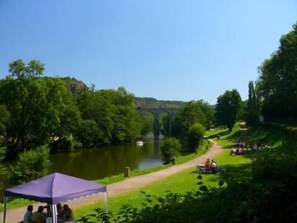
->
[0, 147, 7, 190]
[140, 113, 154, 136]
[187, 123, 206, 153]
[246, 81, 260, 125]
[172, 101, 207, 139]
[160, 137, 181, 164]
[215, 89, 242, 131]
[9, 146, 51, 185]
[0, 59, 144, 159]
[257, 23, 297, 121]
[76, 88, 142, 145]
[195, 100, 215, 129]
[0, 61, 80, 158]
[0, 104, 10, 135]
[159, 112, 170, 137]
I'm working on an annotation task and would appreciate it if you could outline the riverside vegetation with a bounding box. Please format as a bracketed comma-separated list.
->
[75, 122, 297, 222]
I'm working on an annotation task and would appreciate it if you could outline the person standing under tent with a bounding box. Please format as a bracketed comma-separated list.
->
[23, 205, 33, 223]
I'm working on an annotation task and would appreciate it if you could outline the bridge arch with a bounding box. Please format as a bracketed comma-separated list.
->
[137, 108, 179, 138]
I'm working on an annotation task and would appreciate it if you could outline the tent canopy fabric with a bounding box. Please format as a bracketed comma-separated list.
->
[4, 172, 107, 204]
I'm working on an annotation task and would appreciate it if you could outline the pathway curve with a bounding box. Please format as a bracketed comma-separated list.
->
[2, 140, 222, 223]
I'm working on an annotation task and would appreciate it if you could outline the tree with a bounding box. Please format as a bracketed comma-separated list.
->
[0, 60, 79, 159]
[0, 147, 7, 190]
[246, 81, 260, 125]
[196, 100, 215, 129]
[76, 90, 115, 144]
[215, 89, 242, 131]
[187, 123, 206, 153]
[111, 88, 142, 142]
[140, 113, 154, 136]
[160, 112, 171, 136]
[0, 104, 10, 135]
[75, 119, 100, 147]
[257, 23, 297, 120]
[172, 101, 207, 139]
[8, 59, 45, 79]
[76, 88, 142, 145]
[160, 137, 181, 164]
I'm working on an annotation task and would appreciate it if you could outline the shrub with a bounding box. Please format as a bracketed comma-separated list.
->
[187, 123, 205, 153]
[160, 138, 181, 164]
[9, 146, 51, 185]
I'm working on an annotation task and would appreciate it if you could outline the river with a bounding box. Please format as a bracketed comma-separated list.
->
[1, 138, 163, 197]
[48, 137, 162, 180]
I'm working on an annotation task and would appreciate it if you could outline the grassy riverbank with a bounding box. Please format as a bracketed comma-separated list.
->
[73, 123, 248, 219]
[74, 121, 290, 220]
[1, 134, 212, 212]
[3, 121, 295, 221]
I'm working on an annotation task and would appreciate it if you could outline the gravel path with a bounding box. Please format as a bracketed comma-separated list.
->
[1, 140, 222, 223]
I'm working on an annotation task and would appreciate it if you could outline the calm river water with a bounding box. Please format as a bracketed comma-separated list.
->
[48, 138, 163, 180]
[0, 138, 163, 196]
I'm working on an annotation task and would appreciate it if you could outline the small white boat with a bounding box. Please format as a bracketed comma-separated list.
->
[136, 140, 144, 146]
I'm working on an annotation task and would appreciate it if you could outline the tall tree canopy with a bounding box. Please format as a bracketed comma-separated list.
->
[257, 23, 297, 120]
[246, 81, 260, 125]
[172, 101, 207, 139]
[215, 89, 242, 131]
[196, 100, 215, 129]
[0, 59, 80, 158]
[75, 87, 142, 145]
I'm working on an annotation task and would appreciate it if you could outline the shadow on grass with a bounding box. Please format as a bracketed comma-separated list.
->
[222, 163, 253, 183]
[224, 129, 244, 141]
[221, 143, 238, 149]
[207, 130, 230, 139]
[247, 125, 287, 146]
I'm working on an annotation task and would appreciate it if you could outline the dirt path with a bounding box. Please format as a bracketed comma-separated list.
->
[1, 140, 222, 223]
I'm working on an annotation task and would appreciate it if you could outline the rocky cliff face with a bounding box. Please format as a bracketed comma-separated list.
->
[61, 77, 88, 94]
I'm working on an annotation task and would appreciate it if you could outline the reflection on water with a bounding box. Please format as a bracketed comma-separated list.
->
[137, 159, 163, 169]
[48, 138, 162, 180]
[0, 139, 162, 197]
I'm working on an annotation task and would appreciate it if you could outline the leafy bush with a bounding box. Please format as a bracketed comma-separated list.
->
[160, 138, 181, 164]
[187, 123, 205, 153]
[9, 146, 51, 185]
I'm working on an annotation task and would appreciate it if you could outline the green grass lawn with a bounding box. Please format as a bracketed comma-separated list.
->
[74, 123, 253, 220]
[2, 122, 260, 220]
[74, 165, 222, 219]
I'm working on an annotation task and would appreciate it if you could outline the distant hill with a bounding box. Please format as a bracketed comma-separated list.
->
[54, 77, 186, 108]
[134, 97, 185, 109]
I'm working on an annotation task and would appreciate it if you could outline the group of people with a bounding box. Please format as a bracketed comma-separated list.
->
[230, 142, 271, 155]
[204, 159, 218, 173]
[23, 203, 74, 223]
[230, 141, 248, 155]
[251, 143, 271, 152]
[230, 147, 245, 155]
[197, 159, 218, 174]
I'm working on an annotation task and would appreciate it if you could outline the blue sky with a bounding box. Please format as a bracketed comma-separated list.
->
[0, 0, 296, 104]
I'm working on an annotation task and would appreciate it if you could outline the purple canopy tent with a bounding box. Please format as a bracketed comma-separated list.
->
[3, 172, 108, 223]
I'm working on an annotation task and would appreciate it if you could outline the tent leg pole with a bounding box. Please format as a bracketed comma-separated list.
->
[52, 204, 57, 223]
[104, 191, 109, 214]
[3, 196, 7, 223]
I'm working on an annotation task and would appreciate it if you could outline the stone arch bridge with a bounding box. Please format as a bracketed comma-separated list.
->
[137, 107, 179, 138]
